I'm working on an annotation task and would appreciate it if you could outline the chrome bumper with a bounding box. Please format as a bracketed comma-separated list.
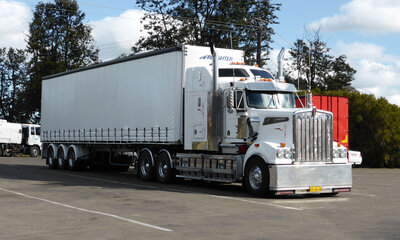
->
[269, 163, 352, 194]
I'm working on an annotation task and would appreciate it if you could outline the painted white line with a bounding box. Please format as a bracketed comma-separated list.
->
[53, 172, 303, 211]
[211, 195, 304, 210]
[272, 198, 349, 204]
[0, 187, 172, 232]
[349, 192, 376, 197]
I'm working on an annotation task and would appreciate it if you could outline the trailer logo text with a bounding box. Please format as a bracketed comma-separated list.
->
[199, 55, 233, 61]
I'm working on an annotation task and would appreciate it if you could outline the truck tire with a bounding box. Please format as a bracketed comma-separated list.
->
[138, 150, 155, 181]
[30, 146, 40, 157]
[155, 151, 175, 184]
[244, 157, 270, 196]
[57, 149, 67, 170]
[47, 147, 57, 169]
[67, 148, 79, 171]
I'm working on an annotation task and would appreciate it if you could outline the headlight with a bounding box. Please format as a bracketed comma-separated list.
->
[339, 149, 347, 158]
[284, 150, 292, 159]
[276, 149, 292, 159]
[333, 149, 339, 158]
[276, 149, 284, 159]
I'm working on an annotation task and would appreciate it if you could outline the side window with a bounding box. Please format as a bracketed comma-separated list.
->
[235, 91, 245, 109]
[36, 127, 41, 136]
[31, 127, 35, 136]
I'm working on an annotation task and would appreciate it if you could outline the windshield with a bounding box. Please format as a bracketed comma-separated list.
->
[247, 91, 296, 109]
[250, 69, 274, 79]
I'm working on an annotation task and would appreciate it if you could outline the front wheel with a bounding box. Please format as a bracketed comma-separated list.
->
[30, 146, 40, 157]
[244, 157, 270, 196]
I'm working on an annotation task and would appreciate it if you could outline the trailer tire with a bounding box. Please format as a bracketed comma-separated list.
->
[138, 150, 155, 181]
[67, 148, 79, 171]
[244, 157, 270, 196]
[47, 147, 57, 169]
[155, 151, 175, 184]
[30, 146, 40, 157]
[57, 148, 67, 170]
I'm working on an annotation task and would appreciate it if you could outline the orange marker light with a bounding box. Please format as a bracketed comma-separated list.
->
[280, 142, 286, 148]
[255, 144, 260, 148]
[240, 78, 245, 81]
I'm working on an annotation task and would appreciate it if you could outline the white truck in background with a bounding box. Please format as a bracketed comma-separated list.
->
[41, 45, 352, 196]
[0, 119, 41, 157]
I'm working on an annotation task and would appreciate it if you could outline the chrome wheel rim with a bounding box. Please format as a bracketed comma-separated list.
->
[140, 158, 150, 176]
[158, 159, 168, 178]
[249, 165, 263, 190]
[68, 152, 75, 168]
[32, 149, 38, 156]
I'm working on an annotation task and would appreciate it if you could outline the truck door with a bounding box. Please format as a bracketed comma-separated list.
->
[22, 126, 28, 145]
[28, 126, 40, 146]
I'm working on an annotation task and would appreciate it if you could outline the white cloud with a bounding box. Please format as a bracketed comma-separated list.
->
[90, 9, 145, 60]
[0, 0, 31, 49]
[309, 0, 400, 34]
[337, 41, 400, 106]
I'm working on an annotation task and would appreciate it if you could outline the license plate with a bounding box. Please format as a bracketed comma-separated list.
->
[310, 186, 322, 192]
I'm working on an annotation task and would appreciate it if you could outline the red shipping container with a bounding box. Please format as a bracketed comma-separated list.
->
[295, 95, 349, 149]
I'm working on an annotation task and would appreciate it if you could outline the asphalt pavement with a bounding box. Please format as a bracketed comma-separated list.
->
[0, 157, 399, 240]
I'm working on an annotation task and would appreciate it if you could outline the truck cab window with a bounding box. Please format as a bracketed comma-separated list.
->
[36, 127, 41, 136]
[31, 127, 35, 135]
[250, 69, 274, 79]
[247, 91, 276, 109]
[235, 91, 245, 109]
[219, 68, 250, 77]
[277, 93, 296, 108]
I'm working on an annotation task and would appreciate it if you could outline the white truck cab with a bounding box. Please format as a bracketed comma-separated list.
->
[21, 124, 42, 157]
[0, 120, 41, 157]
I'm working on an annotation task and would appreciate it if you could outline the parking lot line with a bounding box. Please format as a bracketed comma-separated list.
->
[272, 198, 349, 204]
[211, 195, 304, 210]
[349, 192, 376, 197]
[0, 187, 173, 232]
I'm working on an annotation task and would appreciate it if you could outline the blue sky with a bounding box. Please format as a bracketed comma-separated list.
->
[1, 0, 400, 105]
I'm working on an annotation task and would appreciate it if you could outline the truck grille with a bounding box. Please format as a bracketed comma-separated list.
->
[293, 111, 333, 162]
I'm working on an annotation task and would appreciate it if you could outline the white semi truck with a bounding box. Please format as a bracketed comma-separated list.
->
[0, 120, 41, 157]
[41, 45, 352, 196]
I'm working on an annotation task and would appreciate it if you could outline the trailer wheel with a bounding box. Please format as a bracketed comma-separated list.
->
[155, 151, 175, 184]
[30, 146, 40, 157]
[57, 149, 67, 170]
[138, 150, 155, 181]
[244, 157, 270, 196]
[67, 148, 79, 171]
[47, 147, 57, 169]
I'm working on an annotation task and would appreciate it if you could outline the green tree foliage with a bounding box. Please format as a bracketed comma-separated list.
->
[286, 30, 356, 91]
[26, 0, 99, 122]
[0, 48, 29, 122]
[313, 89, 400, 168]
[133, 0, 280, 65]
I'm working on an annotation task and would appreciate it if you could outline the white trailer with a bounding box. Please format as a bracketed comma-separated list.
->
[41, 45, 352, 196]
[0, 119, 41, 157]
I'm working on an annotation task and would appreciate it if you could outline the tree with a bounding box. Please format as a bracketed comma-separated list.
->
[314, 89, 400, 168]
[286, 29, 356, 91]
[26, 0, 99, 122]
[0, 47, 29, 122]
[133, 0, 280, 65]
